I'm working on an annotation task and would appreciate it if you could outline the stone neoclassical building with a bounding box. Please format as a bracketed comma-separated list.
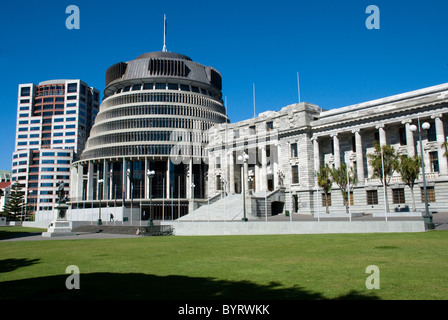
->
[206, 83, 448, 217]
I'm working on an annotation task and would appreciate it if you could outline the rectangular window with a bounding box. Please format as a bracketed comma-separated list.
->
[290, 143, 298, 158]
[429, 151, 439, 173]
[40, 182, 53, 187]
[399, 127, 407, 145]
[291, 165, 299, 184]
[57, 152, 71, 157]
[41, 152, 55, 156]
[344, 191, 354, 206]
[67, 83, 77, 93]
[266, 121, 274, 131]
[421, 186, 436, 203]
[392, 188, 405, 204]
[215, 156, 221, 169]
[21, 87, 31, 97]
[322, 193, 332, 207]
[428, 123, 436, 142]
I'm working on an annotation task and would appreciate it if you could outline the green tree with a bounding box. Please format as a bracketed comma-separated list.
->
[441, 141, 448, 157]
[367, 143, 399, 213]
[3, 182, 26, 221]
[330, 163, 358, 213]
[397, 154, 421, 212]
[316, 164, 332, 214]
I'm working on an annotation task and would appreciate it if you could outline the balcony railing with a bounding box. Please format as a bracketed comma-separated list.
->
[364, 172, 439, 184]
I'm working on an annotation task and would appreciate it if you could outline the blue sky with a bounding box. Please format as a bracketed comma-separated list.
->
[0, 0, 447, 170]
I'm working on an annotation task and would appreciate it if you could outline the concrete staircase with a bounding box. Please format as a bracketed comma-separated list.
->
[178, 193, 259, 221]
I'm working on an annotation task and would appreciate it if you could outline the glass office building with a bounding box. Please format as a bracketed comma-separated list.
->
[11, 80, 100, 215]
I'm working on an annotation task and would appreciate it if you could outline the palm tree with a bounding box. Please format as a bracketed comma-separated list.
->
[367, 143, 399, 213]
[441, 141, 448, 157]
[330, 163, 358, 213]
[316, 164, 332, 214]
[396, 154, 421, 212]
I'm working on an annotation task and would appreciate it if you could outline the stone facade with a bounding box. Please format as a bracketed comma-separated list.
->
[206, 83, 448, 216]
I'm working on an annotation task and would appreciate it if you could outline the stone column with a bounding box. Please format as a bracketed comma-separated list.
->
[331, 133, 341, 168]
[352, 129, 365, 183]
[376, 124, 387, 146]
[77, 163, 84, 201]
[125, 159, 131, 200]
[188, 158, 193, 198]
[261, 145, 268, 191]
[87, 161, 94, 200]
[402, 119, 415, 157]
[432, 114, 448, 175]
[103, 159, 107, 200]
[109, 164, 113, 201]
[311, 137, 320, 172]
[166, 159, 170, 199]
[145, 158, 149, 199]
[229, 150, 235, 194]
[273, 144, 279, 189]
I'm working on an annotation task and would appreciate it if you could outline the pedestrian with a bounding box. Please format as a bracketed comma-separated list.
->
[110, 213, 114, 221]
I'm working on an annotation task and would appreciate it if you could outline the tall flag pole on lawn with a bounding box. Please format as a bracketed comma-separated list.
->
[162, 14, 167, 52]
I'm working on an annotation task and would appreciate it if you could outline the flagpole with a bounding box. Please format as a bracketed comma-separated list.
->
[297, 72, 301, 103]
[162, 14, 167, 52]
[253, 83, 256, 118]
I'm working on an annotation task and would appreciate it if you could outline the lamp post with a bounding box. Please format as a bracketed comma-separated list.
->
[409, 119, 435, 229]
[126, 168, 131, 224]
[191, 182, 195, 221]
[97, 179, 104, 225]
[147, 170, 155, 226]
[237, 152, 249, 221]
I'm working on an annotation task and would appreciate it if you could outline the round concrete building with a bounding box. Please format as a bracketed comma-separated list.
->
[69, 51, 228, 222]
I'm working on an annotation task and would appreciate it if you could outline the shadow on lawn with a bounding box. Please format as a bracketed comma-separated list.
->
[0, 272, 379, 300]
[0, 258, 41, 273]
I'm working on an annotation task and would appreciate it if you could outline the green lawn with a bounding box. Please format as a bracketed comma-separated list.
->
[0, 227, 447, 300]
